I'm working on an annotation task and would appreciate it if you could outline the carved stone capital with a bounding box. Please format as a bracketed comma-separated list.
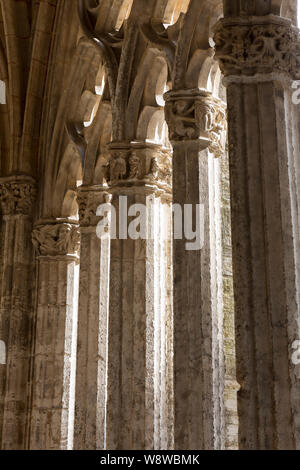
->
[77, 186, 112, 227]
[0, 176, 36, 216]
[32, 220, 80, 257]
[164, 90, 227, 156]
[106, 142, 172, 191]
[214, 15, 300, 79]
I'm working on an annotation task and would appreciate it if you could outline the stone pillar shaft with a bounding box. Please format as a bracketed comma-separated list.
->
[0, 176, 36, 449]
[220, 152, 239, 450]
[214, 13, 300, 449]
[74, 187, 110, 450]
[105, 143, 173, 450]
[30, 220, 79, 450]
[164, 90, 227, 449]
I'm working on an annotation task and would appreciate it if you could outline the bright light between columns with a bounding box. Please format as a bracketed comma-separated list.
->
[0, 340, 6, 365]
[0, 80, 5, 104]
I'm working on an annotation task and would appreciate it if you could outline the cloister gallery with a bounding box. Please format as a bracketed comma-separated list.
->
[0, 0, 300, 450]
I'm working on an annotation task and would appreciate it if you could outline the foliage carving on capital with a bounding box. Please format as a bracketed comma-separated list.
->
[0, 179, 36, 216]
[214, 17, 300, 78]
[32, 223, 80, 257]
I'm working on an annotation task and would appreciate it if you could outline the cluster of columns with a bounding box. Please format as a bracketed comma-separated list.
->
[0, 176, 80, 449]
[74, 142, 174, 450]
[0, 33, 233, 454]
[1, 1, 300, 451]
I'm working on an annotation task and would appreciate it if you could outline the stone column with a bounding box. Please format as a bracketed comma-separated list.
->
[30, 220, 80, 450]
[105, 142, 173, 450]
[220, 152, 239, 450]
[164, 89, 227, 449]
[0, 176, 36, 449]
[74, 186, 111, 450]
[214, 13, 300, 449]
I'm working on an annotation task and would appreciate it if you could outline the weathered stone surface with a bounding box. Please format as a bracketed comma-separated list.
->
[215, 15, 300, 79]
[215, 7, 300, 450]
[0, 177, 36, 216]
[171, 140, 226, 450]
[147, 0, 228, 450]
[164, 90, 227, 157]
[74, 186, 110, 450]
[30, 220, 79, 450]
[0, 177, 36, 449]
[107, 142, 172, 191]
[32, 222, 80, 257]
[220, 152, 239, 450]
[105, 153, 173, 450]
[2, 0, 300, 452]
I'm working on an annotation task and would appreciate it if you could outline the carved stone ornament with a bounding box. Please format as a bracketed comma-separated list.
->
[108, 147, 130, 184]
[207, 104, 227, 158]
[214, 15, 300, 79]
[106, 143, 172, 190]
[164, 90, 227, 156]
[77, 186, 112, 227]
[129, 145, 172, 189]
[32, 222, 80, 257]
[0, 177, 37, 216]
